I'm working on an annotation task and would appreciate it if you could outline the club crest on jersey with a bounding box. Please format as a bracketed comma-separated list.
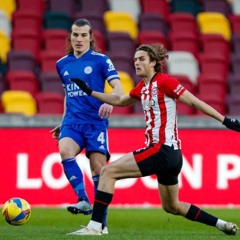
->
[152, 87, 158, 95]
[84, 66, 92, 74]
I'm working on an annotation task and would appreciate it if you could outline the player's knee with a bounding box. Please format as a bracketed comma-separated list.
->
[59, 146, 73, 159]
[100, 164, 114, 179]
[162, 203, 179, 215]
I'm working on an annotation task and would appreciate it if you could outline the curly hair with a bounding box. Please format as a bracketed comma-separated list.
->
[66, 18, 99, 54]
[136, 43, 168, 73]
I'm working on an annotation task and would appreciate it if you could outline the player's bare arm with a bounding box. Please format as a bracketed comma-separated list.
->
[179, 90, 224, 122]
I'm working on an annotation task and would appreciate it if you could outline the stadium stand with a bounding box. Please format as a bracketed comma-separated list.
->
[0, 0, 239, 116]
[140, 0, 170, 21]
[167, 51, 199, 85]
[7, 50, 38, 73]
[6, 70, 39, 97]
[11, 28, 41, 61]
[108, 0, 141, 22]
[201, 0, 232, 17]
[1, 90, 37, 116]
[0, 0, 16, 20]
[35, 92, 64, 115]
[39, 72, 65, 96]
[0, 11, 12, 38]
[138, 31, 169, 49]
[138, 12, 169, 37]
[0, 30, 10, 63]
[197, 12, 231, 41]
[103, 11, 138, 40]
[231, 0, 240, 14]
[171, 0, 201, 16]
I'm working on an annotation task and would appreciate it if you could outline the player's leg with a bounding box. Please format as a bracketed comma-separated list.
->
[59, 129, 92, 215]
[159, 183, 238, 235]
[68, 152, 142, 235]
[89, 152, 109, 234]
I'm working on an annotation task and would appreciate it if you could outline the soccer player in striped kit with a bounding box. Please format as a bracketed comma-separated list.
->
[69, 43, 239, 236]
[51, 18, 123, 234]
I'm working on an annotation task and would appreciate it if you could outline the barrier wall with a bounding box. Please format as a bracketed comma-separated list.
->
[0, 128, 240, 207]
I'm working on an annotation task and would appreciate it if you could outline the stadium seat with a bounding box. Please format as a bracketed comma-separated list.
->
[231, 0, 240, 15]
[6, 70, 39, 97]
[229, 14, 240, 34]
[0, 30, 10, 63]
[231, 33, 240, 54]
[39, 72, 65, 96]
[7, 50, 38, 72]
[199, 54, 229, 79]
[174, 74, 196, 115]
[73, 12, 106, 35]
[11, 28, 41, 61]
[103, 11, 138, 40]
[1, 90, 37, 116]
[12, 10, 42, 34]
[104, 71, 134, 94]
[230, 54, 240, 74]
[169, 32, 200, 60]
[138, 12, 169, 36]
[107, 32, 136, 57]
[93, 30, 106, 53]
[228, 73, 240, 96]
[197, 74, 227, 100]
[201, 0, 232, 17]
[200, 34, 230, 59]
[171, 0, 200, 16]
[111, 105, 133, 115]
[0, 10, 11, 38]
[196, 94, 226, 115]
[138, 31, 169, 49]
[35, 92, 64, 115]
[39, 51, 63, 72]
[49, 0, 75, 17]
[0, 73, 7, 95]
[43, 11, 72, 31]
[140, 0, 170, 21]
[167, 51, 200, 85]
[78, 0, 109, 16]
[227, 94, 240, 116]
[42, 29, 68, 54]
[108, 0, 141, 22]
[107, 51, 134, 79]
[0, 0, 16, 19]
[197, 12, 231, 41]
[169, 13, 199, 37]
[17, 0, 45, 15]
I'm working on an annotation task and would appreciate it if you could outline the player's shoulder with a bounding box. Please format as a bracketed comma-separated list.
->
[56, 53, 72, 66]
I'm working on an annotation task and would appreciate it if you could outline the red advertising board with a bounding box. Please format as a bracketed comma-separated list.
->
[0, 128, 240, 207]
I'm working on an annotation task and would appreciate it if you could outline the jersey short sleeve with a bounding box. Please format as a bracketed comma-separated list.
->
[161, 76, 186, 99]
[129, 81, 144, 100]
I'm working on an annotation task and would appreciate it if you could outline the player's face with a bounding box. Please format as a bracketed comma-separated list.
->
[70, 24, 92, 57]
[134, 50, 155, 78]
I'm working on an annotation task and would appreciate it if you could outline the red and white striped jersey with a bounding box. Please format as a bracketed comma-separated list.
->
[130, 73, 186, 149]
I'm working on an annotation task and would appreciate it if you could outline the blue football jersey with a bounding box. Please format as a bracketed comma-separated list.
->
[56, 49, 120, 126]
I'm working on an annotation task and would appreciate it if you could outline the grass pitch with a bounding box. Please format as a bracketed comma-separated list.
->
[1, 208, 239, 240]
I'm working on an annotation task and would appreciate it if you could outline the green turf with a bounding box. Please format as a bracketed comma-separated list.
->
[1, 208, 239, 240]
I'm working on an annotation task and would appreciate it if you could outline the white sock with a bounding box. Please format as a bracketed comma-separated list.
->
[216, 219, 227, 230]
[88, 220, 102, 232]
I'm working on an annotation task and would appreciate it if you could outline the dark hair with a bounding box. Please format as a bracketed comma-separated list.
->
[136, 43, 168, 73]
[66, 18, 99, 54]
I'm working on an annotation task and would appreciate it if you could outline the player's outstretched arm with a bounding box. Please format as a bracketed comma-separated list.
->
[71, 78, 134, 106]
[179, 90, 240, 132]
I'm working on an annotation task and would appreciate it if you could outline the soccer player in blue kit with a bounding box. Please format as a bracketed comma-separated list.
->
[50, 18, 123, 234]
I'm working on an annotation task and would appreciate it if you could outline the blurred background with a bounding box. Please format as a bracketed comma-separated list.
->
[0, 0, 239, 207]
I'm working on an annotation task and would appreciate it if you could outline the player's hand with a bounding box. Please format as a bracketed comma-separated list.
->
[50, 125, 61, 139]
[71, 78, 92, 95]
[222, 117, 240, 132]
[99, 103, 113, 118]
